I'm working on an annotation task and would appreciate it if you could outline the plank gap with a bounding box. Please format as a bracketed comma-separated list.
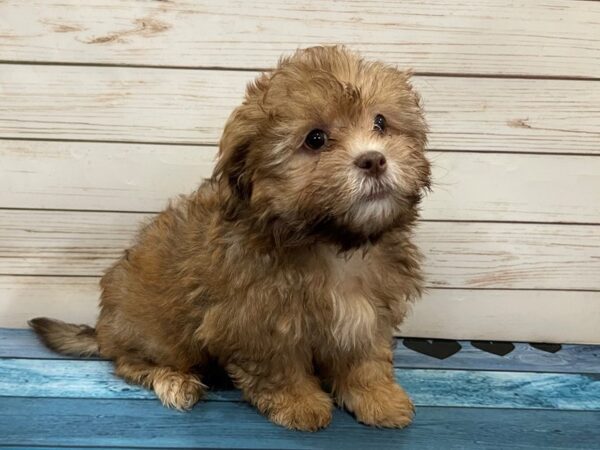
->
[2, 60, 600, 82]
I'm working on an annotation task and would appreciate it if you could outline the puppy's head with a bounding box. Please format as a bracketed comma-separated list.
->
[214, 46, 430, 249]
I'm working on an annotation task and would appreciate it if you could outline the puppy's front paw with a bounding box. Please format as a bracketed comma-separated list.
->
[266, 390, 333, 431]
[153, 372, 205, 411]
[346, 383, 414, 428]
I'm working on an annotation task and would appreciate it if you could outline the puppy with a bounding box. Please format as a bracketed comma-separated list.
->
[30, 46, 431, 431]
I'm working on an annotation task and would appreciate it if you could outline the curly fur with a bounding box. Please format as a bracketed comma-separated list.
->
[30, 46, 431, 430]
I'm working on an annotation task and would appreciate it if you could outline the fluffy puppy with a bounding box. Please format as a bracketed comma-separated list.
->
[30, 46, 431, 431]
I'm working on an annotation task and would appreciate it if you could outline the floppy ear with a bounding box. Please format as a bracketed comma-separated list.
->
[213, 72, 271, 210]
[396, 69, 428, 149]
[213, 105, 255, 201]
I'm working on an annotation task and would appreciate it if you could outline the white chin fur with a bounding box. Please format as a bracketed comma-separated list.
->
[348, 196, 396, 234]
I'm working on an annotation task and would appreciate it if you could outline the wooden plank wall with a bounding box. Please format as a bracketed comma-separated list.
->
[0, 0, 599, 343]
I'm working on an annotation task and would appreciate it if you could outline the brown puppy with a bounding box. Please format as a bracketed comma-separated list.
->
[30, 46, 431, 431]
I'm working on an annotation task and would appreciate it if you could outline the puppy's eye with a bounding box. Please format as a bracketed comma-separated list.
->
[304, 129, 328, 150]
[374, 114, 386, 133]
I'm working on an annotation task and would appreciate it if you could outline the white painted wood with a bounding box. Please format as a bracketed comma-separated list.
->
[425, 152, 600, 223]
[0, 0, 599, 78]
[1, 65, 599, 154]
[0, 141, 217, 213]
[1, 276, 598, 344]
[1, 0, 599, 344]
[2, 140, 600, 223]
[415, 221, 600, 290]
[401, 289, 600, 345]
[1, 210, 598, 290]
[0, 277, 100, 328]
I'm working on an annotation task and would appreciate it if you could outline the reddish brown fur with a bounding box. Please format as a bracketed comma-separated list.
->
[30, 46, 431, 431]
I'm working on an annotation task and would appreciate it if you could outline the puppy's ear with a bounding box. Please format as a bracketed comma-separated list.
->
[395, 69, 431, 192]
[379, 66, 429, 149]
[212, 99, 261, 219]
[215, 108, 253, 199]
[213, 73, 271, 217]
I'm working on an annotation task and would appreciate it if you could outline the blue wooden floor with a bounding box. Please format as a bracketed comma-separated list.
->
[1, 329, 599, 449]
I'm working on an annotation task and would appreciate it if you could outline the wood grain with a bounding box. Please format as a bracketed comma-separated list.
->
[0, 277, 101, 330]
[1, 65, 599, 154]
[1, 397, 599, 449]
[2, 281, 600, 345]
[3, 140, 600, 223]
[0, 140, 217, 213]
[1, 0, 599, 349]
[0, 448, 134, 450]
[0, 448, 146, 450]
[2, 357, 600, 411]
[0, 0, 599, 78]
[393, 340, 600, 374]
[2, 210, 599, 289]
[401, 289, 600, 345]
[5, 328, 600, 373]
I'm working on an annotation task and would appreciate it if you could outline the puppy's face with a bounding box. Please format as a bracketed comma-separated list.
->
[215, 46, 430, 246]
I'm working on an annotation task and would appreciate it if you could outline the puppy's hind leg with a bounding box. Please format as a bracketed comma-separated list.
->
[114, 357, 206, 410]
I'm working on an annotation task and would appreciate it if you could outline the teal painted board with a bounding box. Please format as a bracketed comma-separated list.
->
[395, 340, 600, 374]
[0, 328, 57, 359]
[2, 358, 600, 410]
[1, 397, 599, 450]
[3, 328, 600, 374]
[0, 444, 186, 450]
[0, 328, 101, 360]
[0, 358, 226, 402]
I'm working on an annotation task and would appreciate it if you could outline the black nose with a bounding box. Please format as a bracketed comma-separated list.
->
[354, 151, 387, 176]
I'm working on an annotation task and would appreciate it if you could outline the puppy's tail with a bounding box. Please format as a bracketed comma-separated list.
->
[28, 317, 99, 357]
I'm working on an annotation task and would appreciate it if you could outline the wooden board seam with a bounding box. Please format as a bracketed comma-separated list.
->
[3, 356, 600, 377]
[2, 61, 600, 82]
[1, 277, 598, 293]
[0, 394, 595, 412]
[3, 206, 600, 227]
[2, 137, 600, 158]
